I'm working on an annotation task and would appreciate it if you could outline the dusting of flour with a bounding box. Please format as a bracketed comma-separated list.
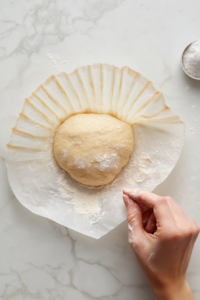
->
[95, 152, 119, 172]
[57, 172, 101, 215]
[70, 195, 101, 215]
[134, 152, 155, 183]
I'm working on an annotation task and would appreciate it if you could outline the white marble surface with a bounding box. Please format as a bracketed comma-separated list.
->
[0, 0, 200, 299]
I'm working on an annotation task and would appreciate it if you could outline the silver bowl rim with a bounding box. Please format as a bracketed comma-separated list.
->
[181, 40, 200, 80]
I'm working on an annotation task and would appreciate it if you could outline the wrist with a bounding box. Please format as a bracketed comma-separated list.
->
[151, 279, 194, 300]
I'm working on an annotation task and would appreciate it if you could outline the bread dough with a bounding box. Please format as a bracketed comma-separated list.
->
[53, 113, 134, 187]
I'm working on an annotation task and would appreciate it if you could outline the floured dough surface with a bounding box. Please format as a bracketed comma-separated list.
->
[54, 113, 134, 187]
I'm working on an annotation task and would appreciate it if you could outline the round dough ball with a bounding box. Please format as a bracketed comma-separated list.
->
[53, 114, 134, 187]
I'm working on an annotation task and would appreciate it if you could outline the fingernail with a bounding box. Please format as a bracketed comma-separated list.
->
[123, 188, 140, 198]
[123, 188, 133, 194]
[123, 195, 131, 208]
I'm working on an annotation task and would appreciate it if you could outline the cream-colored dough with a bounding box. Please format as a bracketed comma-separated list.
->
[53, 113, 134, 187]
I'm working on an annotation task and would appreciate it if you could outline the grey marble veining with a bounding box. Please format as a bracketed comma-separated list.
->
[0, 0, 200, 299]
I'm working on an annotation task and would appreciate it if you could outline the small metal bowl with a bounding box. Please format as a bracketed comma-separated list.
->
[181, 40, 200, 80]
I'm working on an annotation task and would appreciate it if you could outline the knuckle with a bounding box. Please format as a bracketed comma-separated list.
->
[194, 225, 200, 236]
[128, 236, 133, 246]
[128, 235, 137, 248]
[128, 233, 143, 252]
[182, 224, 197, 239]
[197, 226, 200, 234]
[127, 213, 136, 224]
[165, 196, 173, 201]
[165, 196, 173, 203]
[170, 230, 180, 240]
[158, 197, 167, 205]
[162, 223, 200, 242]
[162, 227, 179, 241]
[132, 241, 141, 252]
[191, 221, 200, 235]
[184, 229, 193, 239]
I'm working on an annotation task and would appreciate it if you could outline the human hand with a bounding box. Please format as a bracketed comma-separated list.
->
[123, 189, 200, 300]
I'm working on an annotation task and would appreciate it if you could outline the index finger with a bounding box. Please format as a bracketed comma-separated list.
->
[123, 189, 175, 229]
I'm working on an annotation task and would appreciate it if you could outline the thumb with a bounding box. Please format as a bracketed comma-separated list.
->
[123, 195, 145, 247]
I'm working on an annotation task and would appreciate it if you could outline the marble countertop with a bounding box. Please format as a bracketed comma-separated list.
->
[1, 0, 200, 299]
